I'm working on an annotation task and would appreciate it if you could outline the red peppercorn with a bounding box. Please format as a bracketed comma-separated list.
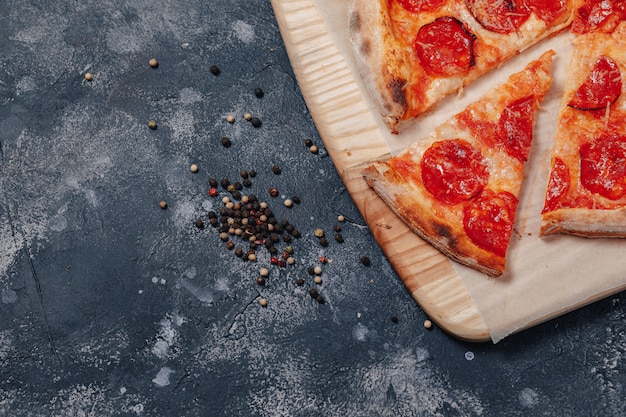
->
[319, 256, 327, 264]
[269, 187, 279, 197]
[208, 187, 218, 197]
[270, 257, 279, 265]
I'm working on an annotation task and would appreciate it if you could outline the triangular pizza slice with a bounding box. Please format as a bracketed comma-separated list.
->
[364, 51, 554, 276]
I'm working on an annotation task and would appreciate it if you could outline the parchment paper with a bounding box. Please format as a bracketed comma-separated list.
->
[311, 0, 626, 342]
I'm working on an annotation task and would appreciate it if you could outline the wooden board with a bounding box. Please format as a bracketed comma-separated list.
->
[271, 0, 626, 342]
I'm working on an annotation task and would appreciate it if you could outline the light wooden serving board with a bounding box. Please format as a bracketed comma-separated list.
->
[271, 0, 626, 342]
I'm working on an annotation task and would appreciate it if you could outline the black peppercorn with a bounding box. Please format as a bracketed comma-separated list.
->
[249, 170, 257, 178]
[250, 117, 262, 128]
[319, 237, 328, 247]
[360, 255, 371, 266]
[210, 65, 220, 75]
[221, 137, 231, 147]
[226, 241, 235, 250]
[256, 277, 266, 286]
[292, 196, 301, 204]
[309, 288, 318, 298]
[221, 178, 230, 189]
[334, 234, 344, 243]
[254, 87, 264, 98]
[391, 315, 399, 324]
[316, 295, 325, 304]
[304, 138, 313, 147]
[242, 179, 252, 187]
[209, 178, 218, 188]
[195, 219, 205, 229]
[272, 164, 281, 174]
[235, 248, 243, 257]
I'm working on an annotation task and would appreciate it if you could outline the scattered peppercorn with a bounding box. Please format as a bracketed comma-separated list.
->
[148, 120, 157, 130]
[314, 276, 322, 285]
[308, 288, 318, 299]
[334, 234, 344, 243]
[316, 295, 325, 304]
[149, 58, 158, 68]
[259, 298, 267, 307]
[84, 72, 93, 81]
[250, 117, 262, 128]
[391, 315, 399, 324]
[195, 218, 205, 229]
[319, 237, 328, 247]
[221, 137, 232, 147]
[309, 145, 319, 154]
[424, 319, 433, 329]
[249, 169, 257, 178]
[296, 278, 304, 286]
[269, 187, 279, 197]
[292, 196, 301, 205]
[256, 277, 266, 286]
[360, 256, 371, 266]
[338, 215, 345, 222]
[159, 200, 167, 209]
[304, 138, 313, 148]
[210, 65, 220, 75]
[221, 178, 230, 189]
[284, 199, 293, 208]
[313, 266, 322, 275]
[314, 228, 324, 238]
[272, 164, 281, 174]
[244, 113, 252, 121]
[226, 241, 235, 250]
[226, 115, 235, 123]
[190, 164, 199, 173]
[254, 87, 264, 98]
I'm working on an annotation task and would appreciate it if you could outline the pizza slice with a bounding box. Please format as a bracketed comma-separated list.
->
[363, 51, 554, 276]
[540, 23, 626, 237]
[350, 0, 575, 132]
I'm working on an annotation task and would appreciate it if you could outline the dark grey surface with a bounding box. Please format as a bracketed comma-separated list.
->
[1, 1, 626, 416]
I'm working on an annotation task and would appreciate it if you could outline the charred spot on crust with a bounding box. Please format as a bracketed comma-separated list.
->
[388, 78, 407, 110]
[433, 222, 457, 249]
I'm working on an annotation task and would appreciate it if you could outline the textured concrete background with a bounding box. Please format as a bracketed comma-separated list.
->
[1, 1, 626, 416]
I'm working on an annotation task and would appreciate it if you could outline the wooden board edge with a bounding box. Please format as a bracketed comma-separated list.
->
[342, 166, 491, 342]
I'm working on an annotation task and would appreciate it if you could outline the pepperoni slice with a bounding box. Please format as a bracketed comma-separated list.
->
[466, 0, 531, 34]
[527, 0, 568, 25]
[497, 95, 536, 161]
[421, 139, 489, 204]
[571, 0, 626, 34]
[542, 157, 570, 213]
[414, 17, 476, 77]
[395, 0, 447, 13]
[580, 134, 626, 200]
[568, 56, 622, 111]
[463, 190, 518, 257]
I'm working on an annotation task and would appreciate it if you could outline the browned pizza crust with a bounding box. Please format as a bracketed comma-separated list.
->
[349, 0, 408, 131]
[364, 162, 506, 276]
[541, 208, 626, 237]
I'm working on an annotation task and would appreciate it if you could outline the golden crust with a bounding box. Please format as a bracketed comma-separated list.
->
[541, 208, 626, 237]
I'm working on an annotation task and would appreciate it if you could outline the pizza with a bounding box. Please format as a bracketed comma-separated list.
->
[363, 51, 554, 276]
[350, 0, 576, 132]
[540, 22, 626, 237]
